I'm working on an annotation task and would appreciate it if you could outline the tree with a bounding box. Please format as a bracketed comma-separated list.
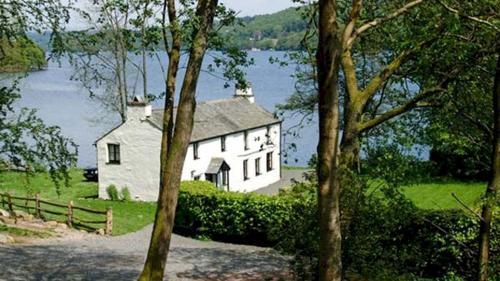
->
[0, 0, 77, 190]
[287, 0, 498, 280]
[64, 0, 151, 122]
[479, 50, 499, 281]
[137, 0, 250, 279]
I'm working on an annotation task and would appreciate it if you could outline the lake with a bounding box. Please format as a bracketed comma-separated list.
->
[13, 51, 318, 167]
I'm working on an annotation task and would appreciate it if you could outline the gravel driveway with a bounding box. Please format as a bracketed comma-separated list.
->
[0, 225, 290, 281]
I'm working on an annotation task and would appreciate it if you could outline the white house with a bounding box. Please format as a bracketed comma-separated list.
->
[95, 88, 282, 201]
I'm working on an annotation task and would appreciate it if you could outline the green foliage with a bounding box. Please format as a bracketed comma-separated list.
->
[120, 187, 131, 202]
[0, 37, 46, 73]
[174, 180, 313, 246]
[0, 82, 78, 194]
[363, 144, 436, 186]
[280, 180, 499, 281]
[175, 178, 498, 280]
[221, 7, 308, 50]
[0, 0, 77, 193]
[106, 185, 119, 201]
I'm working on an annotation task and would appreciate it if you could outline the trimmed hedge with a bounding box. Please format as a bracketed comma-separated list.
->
[175, 181, 312, 245]
[174, 181, 498, 280]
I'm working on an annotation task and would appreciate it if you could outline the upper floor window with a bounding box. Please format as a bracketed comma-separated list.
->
[244, 131, 249, 150]
[243, 159, 249, 180]
[107, 143, 120, 164]
[221, 136, 226, 152]
[266, 152, 273, 171]
[266, 125, 272, 144]
[255, 157, 261, 176]
[193, 142, 199, 160]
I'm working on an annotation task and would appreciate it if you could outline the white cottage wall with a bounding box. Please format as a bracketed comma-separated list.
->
[97, 103, 281, 201]
[97, 119, 162, 201]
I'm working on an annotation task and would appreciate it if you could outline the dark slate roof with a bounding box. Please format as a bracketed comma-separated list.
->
[148, 97, 280, 142]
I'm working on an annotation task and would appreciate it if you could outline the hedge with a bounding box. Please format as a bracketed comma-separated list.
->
[174, 181, 498, 280]
[174, 181, 312, 245]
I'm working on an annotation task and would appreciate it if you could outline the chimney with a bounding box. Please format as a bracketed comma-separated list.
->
[127, 96, 152, 121]
[234, 85, 255, 103]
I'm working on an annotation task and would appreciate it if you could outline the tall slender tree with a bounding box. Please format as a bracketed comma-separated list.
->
[138, 0, 219, 280]
[479, 51, 499, 281]
[316, 1, 343, 280]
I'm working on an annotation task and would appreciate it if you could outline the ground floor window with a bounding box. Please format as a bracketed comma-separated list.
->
[107, 143, 120, 164]
[255, 157, 261, 176]
[266, 152, 273, 171]
[243, 159, 249, 180]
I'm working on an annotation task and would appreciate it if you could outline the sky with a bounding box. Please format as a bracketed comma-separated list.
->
[69, 0, 298, 30]
[221, 0, 299, 16]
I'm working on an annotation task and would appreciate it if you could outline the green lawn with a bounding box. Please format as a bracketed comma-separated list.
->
[400, 181, 486, 210]
[0, 224, 53, 238]
[0, 169, 487, 235]
[0, 170, 156, 236]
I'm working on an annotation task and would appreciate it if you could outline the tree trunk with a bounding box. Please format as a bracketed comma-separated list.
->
[316, 0, 343, 280]
[138, 0, 218, 280]
[478, 53, 500, 281]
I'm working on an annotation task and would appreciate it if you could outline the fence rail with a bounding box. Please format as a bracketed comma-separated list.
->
[0, 192, 112, 235]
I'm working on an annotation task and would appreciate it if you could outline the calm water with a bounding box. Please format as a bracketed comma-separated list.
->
[14, 51, 318, 167]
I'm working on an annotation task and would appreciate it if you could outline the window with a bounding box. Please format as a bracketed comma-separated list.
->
[221, 136, 226, 152]
[243, 159, 249, 180]
[222, 170, 228, 187]
[255, 158, 261, 176]
[107, 144, 120, 164]
[193, 142, 199, 159]
[244, 131, 249, 150]
[266, 152, 273, 171]
[266, 125, 272, 144]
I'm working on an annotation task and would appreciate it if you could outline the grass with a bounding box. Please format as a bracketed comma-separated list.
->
[0, 169, 488, 235]
[0, 169, 156, 236]
[0, 224, 53, 238]
[400, 181, 486, 210]
[283, 165, 310, 170]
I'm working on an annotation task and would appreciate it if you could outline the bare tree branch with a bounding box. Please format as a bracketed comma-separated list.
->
[358, 85, 445, 132]
[436, 0, 499, 31]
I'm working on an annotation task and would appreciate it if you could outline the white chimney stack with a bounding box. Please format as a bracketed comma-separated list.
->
[127, 96, 152, 121]
[234, 85, 255, 103]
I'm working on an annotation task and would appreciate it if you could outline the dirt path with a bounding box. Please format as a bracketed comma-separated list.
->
[0, 225, 290, 281]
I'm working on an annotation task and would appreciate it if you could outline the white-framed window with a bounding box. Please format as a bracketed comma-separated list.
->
[255, 157, 261, 176]
[107, 143, 120, 164]
[266, 125, 272, 144]
[221, 136, 226, 152]
[244, 131, 249, 150]
[243, 159, 249, 180]
[266, 151, 273, 171]
[193, 142, 199, 159]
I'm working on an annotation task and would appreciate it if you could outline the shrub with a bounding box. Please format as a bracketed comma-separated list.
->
[106, 185, 119, 201]
[121, 187, 131, 201]
[174, 180, 499, 281]
[174, 181, 312, 246]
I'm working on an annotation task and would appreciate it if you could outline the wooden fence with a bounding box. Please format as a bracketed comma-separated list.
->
[0, 193, 112, 235]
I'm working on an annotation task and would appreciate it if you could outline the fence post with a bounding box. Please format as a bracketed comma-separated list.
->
[7, 193, 16, 224]
[106, 207, 113, 235]
[35, 193, 41, 218]
[67, 200, 73, 228]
